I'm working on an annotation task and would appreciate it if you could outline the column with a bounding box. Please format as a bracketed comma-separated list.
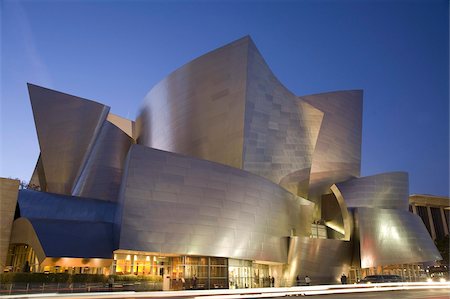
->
[440, 208, 449, 236]
[426, 206, 436, 240]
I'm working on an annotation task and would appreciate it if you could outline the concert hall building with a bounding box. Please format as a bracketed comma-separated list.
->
[0, 36, 441, 288]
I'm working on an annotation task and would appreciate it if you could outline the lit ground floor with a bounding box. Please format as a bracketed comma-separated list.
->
[5, 244, 438, 290]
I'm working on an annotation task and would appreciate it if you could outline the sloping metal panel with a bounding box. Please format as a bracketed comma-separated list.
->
[286, 236, 352, 285]
[299, 90, 363, 199]
[72, 121, 134, 201]
[28, 84, 110, 195]
[334, 172, 409, 210]
[242, 40, 324, 189]
[14, 218, 113, 259]
[136, 37, 249, 169]
[355, 207, 441, 268]
[116, 144, 314, 263]
[29, 154, 47, 191]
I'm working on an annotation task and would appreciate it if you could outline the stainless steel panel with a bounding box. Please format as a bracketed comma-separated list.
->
[335, 172, 409, 210]
[28, 84, 110, 195]
[285, 236, 353, 285]
[136, 37, 249, 169]
[116, 144, 314, 263]
[299, 90, 363, 200]
[355, 207, 442, 268]
[243, 41, 324, 190]
[72, 121, 133, 201]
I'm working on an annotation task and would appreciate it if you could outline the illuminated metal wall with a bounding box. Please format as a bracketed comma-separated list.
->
[115, 144, 314, 263]
[72, 121, 134, 201]
[299, 90, 363, 199]
[243, 40, 323, 193]
[285, 236, 352, 285]
[355, 207, 441, 268]
[136, 37, 249, 169]
[334, 172, 409, 210]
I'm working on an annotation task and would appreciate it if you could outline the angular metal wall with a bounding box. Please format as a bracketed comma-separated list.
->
[72, 121, 134, 201]
[136, 37, 249, 169]
[285, 236, 352, 285]
[28, 84, 110, 195]
[299, 90, 363, 199]
[242, 40, 323, 190]
[116, 144, 314, 263]
[355, 207, 441, 268]
[334, 172, 409, 210]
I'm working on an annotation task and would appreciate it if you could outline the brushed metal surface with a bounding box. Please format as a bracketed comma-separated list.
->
[28, 84, 110, 195]
[136, 37, 249, 169]
[115, 144, 314, 263]
[106, 113, 135, 139]
[137, 37, 323, 194]
[285, 236, 352, 285]
[355, 207, 442, 268]
[334, 172, 409, 210]
[299, 90, 363, 200]
[72, 121, 134, 201]
[243, 41, 323, 189]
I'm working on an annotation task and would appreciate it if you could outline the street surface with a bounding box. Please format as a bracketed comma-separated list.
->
[286, 289, 449, 299]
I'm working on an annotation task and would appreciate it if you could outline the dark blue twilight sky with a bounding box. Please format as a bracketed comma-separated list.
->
[1, 0, 448, 196]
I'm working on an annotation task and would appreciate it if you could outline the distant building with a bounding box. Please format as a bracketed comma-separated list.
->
[0, 36, 442, 288]
[409, 194, 450, 240]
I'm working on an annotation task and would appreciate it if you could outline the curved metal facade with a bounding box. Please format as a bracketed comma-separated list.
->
[299, 90, 363, 199]
[72, 121, 134, 201]
[355, 208, 441, 268]
[242, 41, 323, 189]
[136, 37, 249, 169]
[334, 172, 409, 210]
[286, 236, 353, 285]
[115, 144, 314, 263]
[6, 36, 442, 283]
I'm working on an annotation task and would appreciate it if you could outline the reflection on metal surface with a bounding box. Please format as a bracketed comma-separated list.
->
[116, 144, 314, 263]
[323, 186, 352, 241]
[10, 36, 443, 284]
[242, 41, 323, 187]
[356, 208, 441, 268]
[335, 172, 409, 210]
[28, 84, 110, 195]
[107, 113, 135, 139]
[286, 236, 352, 285]
[137, 37, 249, 170]
[299, 90, 363, 200]
[72, 121, 134, 201]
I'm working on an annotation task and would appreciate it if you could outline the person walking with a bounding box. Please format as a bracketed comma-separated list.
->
[305, 275, 311, 286]
[340, 273, 347, 284]
[271, 276, 275, 287]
